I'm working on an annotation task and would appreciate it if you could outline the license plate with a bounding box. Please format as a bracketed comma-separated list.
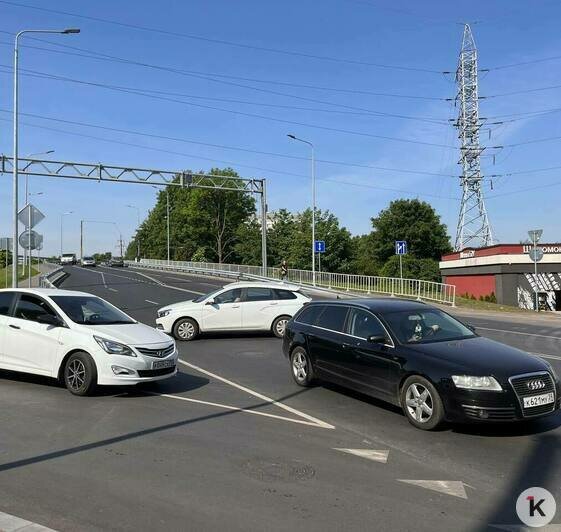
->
[523, 392, 554, 408]
[152, 359, 175, 370]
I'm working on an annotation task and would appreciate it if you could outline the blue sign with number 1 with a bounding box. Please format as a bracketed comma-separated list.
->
[395, 240, 407, 255]
[315, 240, 326, 253]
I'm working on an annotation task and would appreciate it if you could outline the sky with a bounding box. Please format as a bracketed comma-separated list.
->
[1, 0, 561, 256]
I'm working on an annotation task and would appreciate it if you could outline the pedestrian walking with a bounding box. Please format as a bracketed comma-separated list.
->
[280, 260, 288, 282]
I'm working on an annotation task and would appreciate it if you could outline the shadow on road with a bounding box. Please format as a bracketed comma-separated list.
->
[475, 432, 561, 530]
[0, 385, 316, 474]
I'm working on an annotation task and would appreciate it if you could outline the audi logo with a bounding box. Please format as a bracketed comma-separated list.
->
[527, 379, 546, 391]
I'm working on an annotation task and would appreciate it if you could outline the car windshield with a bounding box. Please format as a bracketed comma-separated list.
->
[381, 309, 475, 344]
[192, 288, 223, 304]
[51, 295, 135, 325]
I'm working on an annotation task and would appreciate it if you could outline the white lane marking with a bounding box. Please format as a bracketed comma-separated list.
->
[178, 359, 335, 430]
[165, 276, 191, 283]
[146, 392, 326, 428]
[145, 299, 160, 305]
[127, 269, 206, 295]
[0, 509, 58, 531]
[74, 265, 108, 288]
[108, 287, 118, 292]
[531, 352, 561, 361]
[477, 326, 561, 341]
[397, 479, 468, 499]
[334, 448, 389, 463]
[490, 525, 561, 531]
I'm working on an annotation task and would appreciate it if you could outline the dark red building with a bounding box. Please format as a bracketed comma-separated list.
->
[440, 244, 561, 311]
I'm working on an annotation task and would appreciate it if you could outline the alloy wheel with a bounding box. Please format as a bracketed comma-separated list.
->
[178, 321, 195, 339]
[275, 318, 288, 337]
[292, 352, 308, 383]
[405, 383, 434, 423]
[66, 359, 86, 392]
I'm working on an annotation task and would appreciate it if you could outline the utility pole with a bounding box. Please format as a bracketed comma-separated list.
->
[12, 28, 79, 288]
[454, 24, 493, 251]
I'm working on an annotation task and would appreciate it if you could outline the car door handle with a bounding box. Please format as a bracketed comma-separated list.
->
[9, 324, 20, 330]
[232, 305, 240, 308]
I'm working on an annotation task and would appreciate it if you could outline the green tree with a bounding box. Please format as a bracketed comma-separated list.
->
[370, 199, 452, 264]
[379, 255, 442, 283]
[270, 208, 353, 272]
[127, 168, 257, 263]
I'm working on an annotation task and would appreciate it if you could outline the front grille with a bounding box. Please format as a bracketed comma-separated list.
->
[462, 405, 517, 420]
[136, 344, 175, 358]
[509, 372, 556, 418]
[138, 366, 175, 378]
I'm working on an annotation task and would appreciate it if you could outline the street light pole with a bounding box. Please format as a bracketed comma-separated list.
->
[288, 134, 316, 286]
[22, 150, 54, 276]
[12, 28, 79, 288]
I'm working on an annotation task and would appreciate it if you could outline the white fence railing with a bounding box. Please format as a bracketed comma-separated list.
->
[132, 259, 456, 306]
[39, 266, 66, 288]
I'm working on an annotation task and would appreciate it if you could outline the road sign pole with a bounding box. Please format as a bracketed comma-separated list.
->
[533, 233, 538, 312]
[28, 204, 31, 287]
[399, 254, 403, 294]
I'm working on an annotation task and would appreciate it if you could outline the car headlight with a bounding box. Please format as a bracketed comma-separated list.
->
[94, 335, 136, 357]
[544, 361, 559, 381]
[452, 375, 502, 391]
[158, 309, 172, 318]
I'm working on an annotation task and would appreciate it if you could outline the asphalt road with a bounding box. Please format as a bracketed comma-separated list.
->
[1, 264, 560, 531]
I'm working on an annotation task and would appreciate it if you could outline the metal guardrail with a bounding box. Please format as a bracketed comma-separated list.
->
[39, 266, 66, 288]
[129, 259, 456, 306]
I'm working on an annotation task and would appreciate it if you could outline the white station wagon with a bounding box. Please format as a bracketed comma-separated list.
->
[0, 288, 178, 396]
[156, 281, 311, 341]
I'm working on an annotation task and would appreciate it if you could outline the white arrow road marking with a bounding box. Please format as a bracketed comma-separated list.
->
[397, 479, 469, 499]
[334, 448, 389, 463]
[145, 299, 160, 305]
[531, 352, 561, 362]
[0, 509, 58, 531]
[179, 359, 335, 430]
[125, 268, 206, 295]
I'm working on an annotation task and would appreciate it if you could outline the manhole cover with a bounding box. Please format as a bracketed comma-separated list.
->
[242, 459, 315, 482]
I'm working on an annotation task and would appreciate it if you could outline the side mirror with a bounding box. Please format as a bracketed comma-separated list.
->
[37, 314, 63, 327]
[205, 299, 215, 306]
[367, 334, 388, 345]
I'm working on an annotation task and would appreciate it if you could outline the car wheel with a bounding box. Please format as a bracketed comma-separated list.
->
[64, 352, 97, 396]
[173, 317, 199, 341]
[400, 375, 444, 430]
[272, 315, 291, 338]
[290, 347, 314, 387]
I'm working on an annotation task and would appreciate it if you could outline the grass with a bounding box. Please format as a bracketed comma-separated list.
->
[0, 264, 40, 289]
[454, 296, 531, 313]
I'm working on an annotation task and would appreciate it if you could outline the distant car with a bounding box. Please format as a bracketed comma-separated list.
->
[81, 256, 96, 267]
[0, 288, 178, 395]
[283, 298, 560, 430]
[60, 253, 77, 265]
[109, 257, 125, 267]
[156, 281, 311, 341]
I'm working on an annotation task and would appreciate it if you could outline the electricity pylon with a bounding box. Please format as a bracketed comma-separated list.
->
[454, 23, 493, 251]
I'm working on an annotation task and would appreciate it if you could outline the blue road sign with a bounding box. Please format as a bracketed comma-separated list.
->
[315, 240, 326, 253]
[395, 240, 408, 255]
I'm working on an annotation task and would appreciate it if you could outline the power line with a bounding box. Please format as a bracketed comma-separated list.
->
[0, 117, 459, 201]
[0, 34, 447, 102]
[485, 82, 561, 99]
[0, 0, 446, 74]
[0, 64, 456, 149]
[0, 109, 456, 177]
[0, 64, 450, 126]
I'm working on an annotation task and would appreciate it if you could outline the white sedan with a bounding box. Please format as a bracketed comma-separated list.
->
[0, 288, 178, 396]
[156, 281, 311, 341]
